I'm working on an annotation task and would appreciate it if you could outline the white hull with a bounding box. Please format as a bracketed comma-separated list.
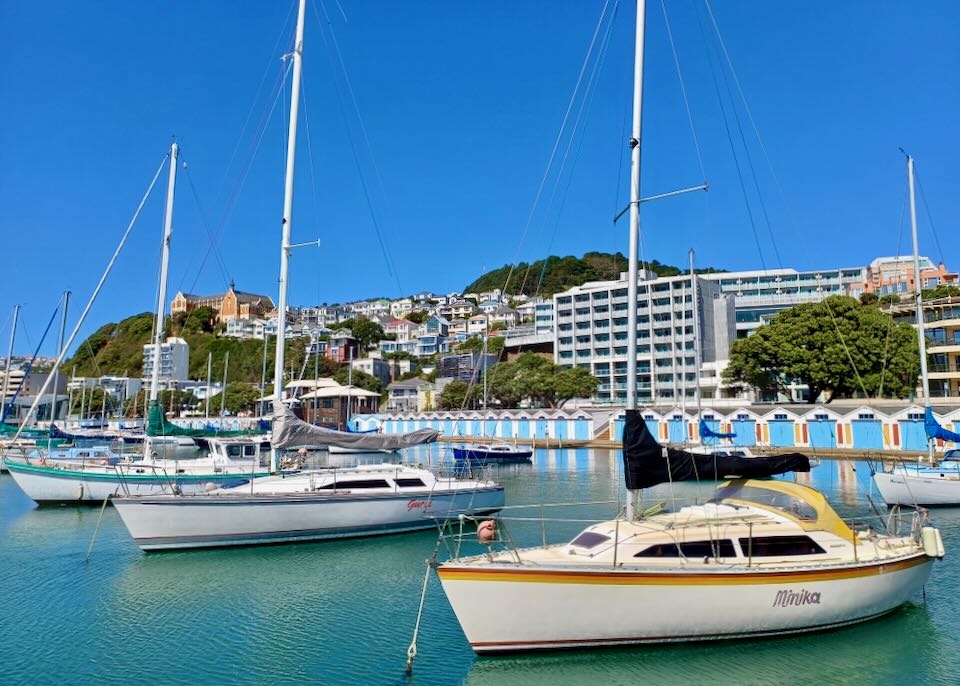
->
[439, 554, 932, 653]
[113, 485, 505, 550]
[873, 471, 960, 506]
[4, 459, 266, 504]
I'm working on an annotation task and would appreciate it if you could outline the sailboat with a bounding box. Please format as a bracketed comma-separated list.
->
[435, 0, 943, 652]
[3, 144, 276, 504]
[110, 0, 504, 551]
[872, 154, 960, 506]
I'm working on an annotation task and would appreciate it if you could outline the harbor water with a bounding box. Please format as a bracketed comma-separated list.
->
[2, 446, 960, 685]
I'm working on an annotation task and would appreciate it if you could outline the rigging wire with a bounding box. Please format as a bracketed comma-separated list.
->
[913, 167, 947, 270]
[180, 155, 232, 286]
[529, 0, 621, 297]
[499, 0, 614, 297]
[693, 1, 768, 273]
[877, 182, 909, 398]
[703, 0, 798, 254]
[312, 0, 404, 295]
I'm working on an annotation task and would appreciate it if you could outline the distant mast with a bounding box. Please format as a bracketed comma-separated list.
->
[1, 304, 20, 422]
[272, 0, 307, 472]
[907, 154, 933, 460]
[625, 0, 647, 520]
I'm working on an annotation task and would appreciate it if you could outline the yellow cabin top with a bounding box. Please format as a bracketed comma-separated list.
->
[712, 478, 854, 541]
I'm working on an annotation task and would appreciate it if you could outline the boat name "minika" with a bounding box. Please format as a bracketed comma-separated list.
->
[772, 589, 822, 607]
[407, 499, 433, 511]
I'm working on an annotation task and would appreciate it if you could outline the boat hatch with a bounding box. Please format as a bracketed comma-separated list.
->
[570, 531, 611, 549]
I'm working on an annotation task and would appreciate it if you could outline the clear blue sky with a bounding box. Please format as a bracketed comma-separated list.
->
[1, 1, 957, 356]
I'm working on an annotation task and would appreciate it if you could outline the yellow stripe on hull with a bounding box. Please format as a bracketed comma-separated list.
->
[438, 554, 928, 586]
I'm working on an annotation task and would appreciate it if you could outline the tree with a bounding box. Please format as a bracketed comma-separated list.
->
[723, 296, 919, 402]
[208, 382, 261, 415]
[484, 352, 598, 408]
[552, 366, 600, 407]
[437, 380, 471, 410]
[346, 317, 385, 350]
[406, 310, 428, 324]
[859, 292, 879, 306]
[922, 284, 960, 300]
[333, 366, 382, 393]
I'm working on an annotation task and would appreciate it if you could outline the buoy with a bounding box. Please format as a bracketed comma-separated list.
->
[203, 482, 219, 493]
[477, 519, 497, 544]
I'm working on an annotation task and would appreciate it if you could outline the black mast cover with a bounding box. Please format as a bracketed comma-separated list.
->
[622, 409, 810, 491]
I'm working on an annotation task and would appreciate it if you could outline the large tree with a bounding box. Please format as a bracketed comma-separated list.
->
[486, 352, 598, 408]
[723, 296, 919, 402]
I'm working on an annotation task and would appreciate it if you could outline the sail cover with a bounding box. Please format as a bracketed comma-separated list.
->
[271, 400, 438, 450]
[699, 418, 736, 440]
[623, 409, 810, 490]
[925, 406, 960, 443]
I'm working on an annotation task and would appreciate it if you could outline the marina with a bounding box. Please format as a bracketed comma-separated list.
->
[2, 446, 959, 684]
[2, 0, 959, 683]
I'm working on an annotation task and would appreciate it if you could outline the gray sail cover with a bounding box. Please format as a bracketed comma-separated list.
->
[271, 400, 438, 450]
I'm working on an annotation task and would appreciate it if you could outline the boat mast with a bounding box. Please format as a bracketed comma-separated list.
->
[346, 346, 353, 429]
[625, 0, 647, 521]
[145, 143, 178, 455]
[55, 291, 70, 424]
[690, 250, 702, 431]
[205, 351, 212, 419]
[220, 351, 230, 418]
[907, 154, 933, 460]
[1, 304, 20, 422]
[272, 0, 307, 472]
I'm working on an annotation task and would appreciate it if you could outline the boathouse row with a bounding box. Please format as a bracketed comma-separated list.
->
[374, 404, 960, 452]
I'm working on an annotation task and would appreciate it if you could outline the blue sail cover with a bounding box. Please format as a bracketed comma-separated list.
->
[699, 418, 736, 440]
[925, 407, 960, 443]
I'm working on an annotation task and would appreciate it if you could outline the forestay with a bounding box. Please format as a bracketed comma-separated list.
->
[271, 400, 438, 450]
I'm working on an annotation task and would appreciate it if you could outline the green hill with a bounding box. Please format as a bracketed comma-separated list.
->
[65, 308, 312, 383]
[464, 252, 724, 296]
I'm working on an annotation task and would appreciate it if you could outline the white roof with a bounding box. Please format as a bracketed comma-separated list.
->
[286, 378, 342, 389]
[300, 385, 380, 399]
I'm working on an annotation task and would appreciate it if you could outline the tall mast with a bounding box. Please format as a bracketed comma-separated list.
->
[690, 250, 702, 426]
[205, 351, 212, 419]
[625, 0, 647, 520]
[220, 351, 230, 417]
[150, 143, 178, 404]
[907, 155, 932, 460]
[346, 346, 353, 428]
[272, 0, 307, 472]
[55, 292, 70, 422]
[1, 304, 20, 422]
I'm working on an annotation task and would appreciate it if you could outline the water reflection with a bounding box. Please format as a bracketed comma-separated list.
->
[3, 450, 960, 684]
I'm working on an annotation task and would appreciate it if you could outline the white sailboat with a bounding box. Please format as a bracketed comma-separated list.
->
[111, 0, 503, 550]
[872, 154, 960, 506]
[435, 0, 943, 652]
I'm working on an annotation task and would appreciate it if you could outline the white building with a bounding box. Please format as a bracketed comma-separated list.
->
[534, 300, 554, 336]
[554, 271, 737, 405]
[351, 356, 391, 386]
[142, 337, 190, 385]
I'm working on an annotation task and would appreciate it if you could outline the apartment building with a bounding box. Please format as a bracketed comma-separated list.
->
[888, 296, 960, 401]
[553, 271, 735, 405]
[142, 337, 190, 385]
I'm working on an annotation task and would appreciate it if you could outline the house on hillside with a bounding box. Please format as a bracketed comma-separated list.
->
[171, 281, 275, 323]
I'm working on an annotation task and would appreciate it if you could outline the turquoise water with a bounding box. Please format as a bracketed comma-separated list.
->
[2, 447, 960, 685]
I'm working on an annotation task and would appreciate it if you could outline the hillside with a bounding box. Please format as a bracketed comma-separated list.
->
[65, 308, 312, 383]
[464, 252, 724, 296]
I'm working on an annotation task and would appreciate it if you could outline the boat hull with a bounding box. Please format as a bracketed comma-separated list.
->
[437, 554, 933, 653]
[873, 471, 960, 506]
[453, 448, 533, 464]
[113, 486, 505, 551]
[3, 459, 265, 505]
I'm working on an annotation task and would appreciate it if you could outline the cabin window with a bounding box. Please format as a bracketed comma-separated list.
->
[739, 535, 826, 557]
[634, 540, 736, 558]
[395, 478, 426, 488]
[244, 445, 257, 457]
[570, 532, 611, 549]
[316, 479, 391, 490]
[227, 445, 243, 457]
